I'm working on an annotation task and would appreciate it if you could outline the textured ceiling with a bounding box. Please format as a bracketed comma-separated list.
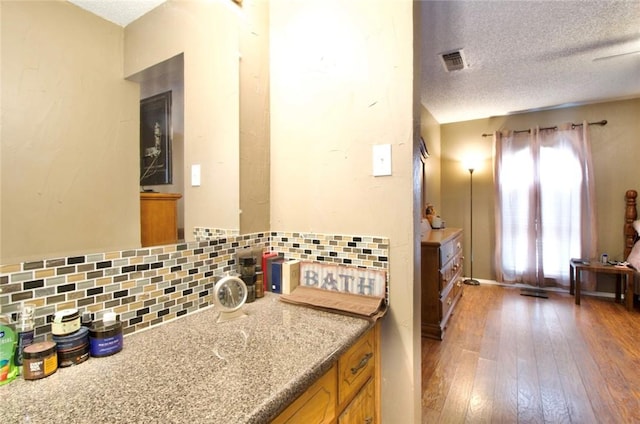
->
[67, 0, 167, 27]
[68, 0, 640, 124]
[420, 1, 640, 123]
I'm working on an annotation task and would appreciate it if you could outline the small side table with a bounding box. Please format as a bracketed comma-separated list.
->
[569, 259, 635, 310]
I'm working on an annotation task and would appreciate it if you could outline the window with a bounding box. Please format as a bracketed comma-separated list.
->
[495, 125, 596, 287]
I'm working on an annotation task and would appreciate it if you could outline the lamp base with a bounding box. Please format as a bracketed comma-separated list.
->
[463, 278, 480, 286]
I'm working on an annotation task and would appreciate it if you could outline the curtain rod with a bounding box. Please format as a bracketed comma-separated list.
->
[481, 119, 607, 137]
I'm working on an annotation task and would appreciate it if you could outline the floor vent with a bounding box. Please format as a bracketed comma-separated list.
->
[520, 288, 548, 299]
[440, 49, 467, 72]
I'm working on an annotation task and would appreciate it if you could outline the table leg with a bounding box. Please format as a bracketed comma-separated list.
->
[575, 269, 581, 305]
[569, 264, 575, 296]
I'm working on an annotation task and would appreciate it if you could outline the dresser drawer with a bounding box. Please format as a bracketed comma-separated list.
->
[439, 233, 462, 266]
[439, 251, 463, 291]
[440, 275, 463, 325]
[338, 327, 375, 406]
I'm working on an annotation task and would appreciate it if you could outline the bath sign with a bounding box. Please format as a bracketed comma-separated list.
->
[300, 262, 386, 297]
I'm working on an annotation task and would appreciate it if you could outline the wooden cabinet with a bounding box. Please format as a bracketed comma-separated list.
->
[421, 228, 464, 340]
[339, 378, 375, 424]
[140, 192, 182, 247]
[273, 322, 380, 423]
[271, 365, 338, 424]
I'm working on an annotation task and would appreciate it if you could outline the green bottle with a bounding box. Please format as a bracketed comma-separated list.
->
[0, 315, 18, 385]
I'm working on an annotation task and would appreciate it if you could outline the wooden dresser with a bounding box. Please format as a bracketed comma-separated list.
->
[421, 228, 464, 340]
[273, 321, 380, 423]
[140, 192, 182, 247]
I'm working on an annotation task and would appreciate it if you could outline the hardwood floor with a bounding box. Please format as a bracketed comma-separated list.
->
[421, 284, 640, 423]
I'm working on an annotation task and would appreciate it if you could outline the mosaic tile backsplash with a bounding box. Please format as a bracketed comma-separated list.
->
[0, 231, 389, 343]
[270, 232, 389, 269]
[194, 227, 240, 239]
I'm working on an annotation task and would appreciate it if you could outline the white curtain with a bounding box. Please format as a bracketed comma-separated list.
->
[493, 122, 597, 289]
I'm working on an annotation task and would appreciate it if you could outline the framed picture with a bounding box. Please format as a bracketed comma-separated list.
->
[140, 91, 172, 186]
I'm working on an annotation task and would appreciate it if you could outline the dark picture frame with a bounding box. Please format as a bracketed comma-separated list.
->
[140, 91, 172, 186]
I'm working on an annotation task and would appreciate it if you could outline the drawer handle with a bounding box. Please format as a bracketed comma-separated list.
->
[351, 352, 373, 375]
[365, 418, 373, 424]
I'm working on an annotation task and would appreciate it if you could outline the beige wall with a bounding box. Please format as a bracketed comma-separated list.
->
[1, 0, 244, 262]
[440, 98, 640, 282]
[270, 1, 419, 422]
[1, 1, 140, 263]
[125, 0, 241, 237]
[239, 0, 271, 234]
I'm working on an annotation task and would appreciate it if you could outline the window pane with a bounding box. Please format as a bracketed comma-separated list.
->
[539, 146, 582, 279]
[500, 147, 534, 279]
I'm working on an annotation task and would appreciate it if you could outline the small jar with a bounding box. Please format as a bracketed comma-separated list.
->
[240, 257, 256, 277]
[57, 343, 90, 367]
[52, 309, 80, 336]
[52, 326, 90, 366]
[241, 274, 256, 303]
[255, 271, 264, 298]
[89, 318, 123, 358]
[52, 326, 89, 351]
[81, 312, 93, 328]
[23, 341, 58, 380]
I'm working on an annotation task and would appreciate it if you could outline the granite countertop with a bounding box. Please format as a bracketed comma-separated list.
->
[0, 293, 373, 423]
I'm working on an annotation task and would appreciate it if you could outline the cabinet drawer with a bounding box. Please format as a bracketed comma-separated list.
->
[338, 377, 375, 424]
[439, 233, 462, 266]
[338, 327, 375, 406]
[272, 364, 337, 424]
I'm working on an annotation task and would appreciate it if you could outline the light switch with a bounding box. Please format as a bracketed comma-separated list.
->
[372, 144, 392, 176]
[191, 164, 201, 186]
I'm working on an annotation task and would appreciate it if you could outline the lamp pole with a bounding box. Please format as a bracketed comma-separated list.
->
[464, 167, 480, 285]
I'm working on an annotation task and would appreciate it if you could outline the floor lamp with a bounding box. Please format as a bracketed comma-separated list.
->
[464, 166, 480, 285]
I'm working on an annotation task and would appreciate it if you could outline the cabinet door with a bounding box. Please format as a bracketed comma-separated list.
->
[272, 364, 337, 424]
[140, 193, 181, 247]
[338, 327, 375, 405]
[338, 378, 375, 424]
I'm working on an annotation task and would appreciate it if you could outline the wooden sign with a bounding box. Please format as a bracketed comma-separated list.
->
[299, 262, 386, 297]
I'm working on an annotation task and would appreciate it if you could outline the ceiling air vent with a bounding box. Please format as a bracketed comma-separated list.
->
[440, 49, 467, 72]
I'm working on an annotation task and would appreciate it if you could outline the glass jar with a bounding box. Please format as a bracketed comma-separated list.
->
[240, 257, 256, 277]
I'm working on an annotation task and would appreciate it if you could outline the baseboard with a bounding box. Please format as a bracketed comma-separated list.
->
[463, 278, 619, 299]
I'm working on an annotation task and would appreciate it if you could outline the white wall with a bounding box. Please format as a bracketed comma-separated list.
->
[270, 1, 420, 421]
